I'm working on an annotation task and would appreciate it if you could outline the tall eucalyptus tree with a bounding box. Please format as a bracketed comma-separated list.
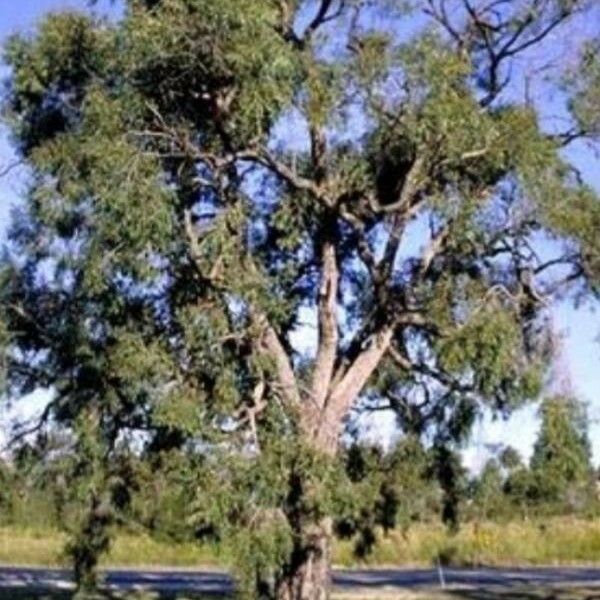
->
[1, 0, 599, 597]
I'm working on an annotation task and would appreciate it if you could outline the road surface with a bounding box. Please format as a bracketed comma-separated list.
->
[1, 566, 600, 595]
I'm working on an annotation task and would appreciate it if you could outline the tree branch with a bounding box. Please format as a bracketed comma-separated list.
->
[252, 309, 302, 408]
[373, 156, 426, 214]
[315, 324, 395, 451]
[388, 344, 473, 394]
[315, 312, 426, 452]
[0, 159, 23, 179]
[5, 394, 60, 451]
[311, 239, 339, 409]
[304, 0, 343, 39]
[419, 219, 453, 277]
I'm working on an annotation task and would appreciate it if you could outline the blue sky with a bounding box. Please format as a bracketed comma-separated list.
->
[0, 1, 599, 469]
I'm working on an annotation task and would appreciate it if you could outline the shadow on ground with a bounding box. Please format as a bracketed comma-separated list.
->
[3, 588, 600, 600]
[0, 591, 217, 600]
[445, 586, 600, 600]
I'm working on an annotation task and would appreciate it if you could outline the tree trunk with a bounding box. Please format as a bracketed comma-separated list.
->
[275, 519, 332, 600]
[71, 494, 112, 598]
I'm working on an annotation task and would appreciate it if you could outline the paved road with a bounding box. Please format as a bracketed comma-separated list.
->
[1, 566, 600, 595]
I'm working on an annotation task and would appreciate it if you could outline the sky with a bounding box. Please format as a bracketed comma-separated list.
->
[0, 1, 599, 470]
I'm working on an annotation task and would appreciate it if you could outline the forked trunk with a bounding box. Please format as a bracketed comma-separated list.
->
[275, 519, 332, 600]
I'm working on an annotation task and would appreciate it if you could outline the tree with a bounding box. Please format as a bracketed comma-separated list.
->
[470, 458, 505, 520]
[499, 446, 523, 472]
[498, 446, 536, 515]
[530, 395, 594, 510]
[0, 458, 14, 521]
[337, 436, 438, 556]
[1, 1, 599, 598]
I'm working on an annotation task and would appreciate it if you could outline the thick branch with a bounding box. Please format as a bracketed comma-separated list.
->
[238, 148, 328, 203]
[315, 313, 426, 452]
[132, 125, 328, 204]
[5, 393, 60, 451]
[419, 220, 453, 277]
[370, 156, 428, 285]
[374, 156, 425, 214]
[253, 310, 302, 408]
[311, 240, 339, 408]
[315, 324, 395, 452]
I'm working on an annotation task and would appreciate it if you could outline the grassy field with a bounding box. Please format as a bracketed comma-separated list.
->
[0, 528, 219, 569]
[1, 517, 600, 569]
[334, 518, 600, 567]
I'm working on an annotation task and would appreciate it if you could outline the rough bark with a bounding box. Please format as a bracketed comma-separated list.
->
[311, 240, 339, 410]
[314, 325, 395, 454]
[275, 518, 333, 600]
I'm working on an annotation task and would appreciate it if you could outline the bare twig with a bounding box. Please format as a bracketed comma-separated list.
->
[0, 159, 23, 179]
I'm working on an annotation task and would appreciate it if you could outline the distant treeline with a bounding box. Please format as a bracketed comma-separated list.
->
[1, 395, 599, 547]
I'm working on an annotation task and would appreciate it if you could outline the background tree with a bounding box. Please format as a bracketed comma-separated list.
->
[499, 446, 523, 472]
[336, 436, 438, 557]
[0, 457, 14, 520]
[466, 445, 528, 520]
[529, 395, 594, 510]
[1, 1, 600, 598]
[498, 445, 536, 516]
[470, 458, 504, 520]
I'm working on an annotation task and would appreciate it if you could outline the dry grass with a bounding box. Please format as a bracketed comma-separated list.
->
[333, 517, 600, 568]
[1, 517, 600, 570]
[106, 533, 220, 569]
[0, 528, 218, 569]
[0, 527, 66, 567]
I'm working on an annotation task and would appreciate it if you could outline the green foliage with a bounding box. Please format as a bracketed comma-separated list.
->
[1, 0, 599, 597]
[464, 397, 597, 521]
[3, 13, 112, 154]
[530, 395, 594, 509]
[568, 41, 600, 139]
[190, 435, 350, 597]
[0, 460, 15, 520]
[429, 288, 544, 416]
[337, 437, 438, 557]
[127, 449, 200, 542]
[470, 459, 506, 520]
[499, 446, 523, 471]
[503, 466, 537, 513]
[122, 0, 300, 142]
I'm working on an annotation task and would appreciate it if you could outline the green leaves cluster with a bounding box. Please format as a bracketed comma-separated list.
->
[191, 437, 350, 597]
[567, 41, 600, 138]
[123, 0, 300, 141]
[4, 13, 112, 154]
[437, 301, 542, 403]
[530, 395, 594, 506]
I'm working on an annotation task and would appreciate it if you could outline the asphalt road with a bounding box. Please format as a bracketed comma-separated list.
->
[1, 566, 600, 595]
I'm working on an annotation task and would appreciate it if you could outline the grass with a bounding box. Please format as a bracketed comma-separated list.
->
[333, 517, 600, 567]
[1, 517, 600, 570]
[0, 528, 220, 569]
[0, 527, 66, 567]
